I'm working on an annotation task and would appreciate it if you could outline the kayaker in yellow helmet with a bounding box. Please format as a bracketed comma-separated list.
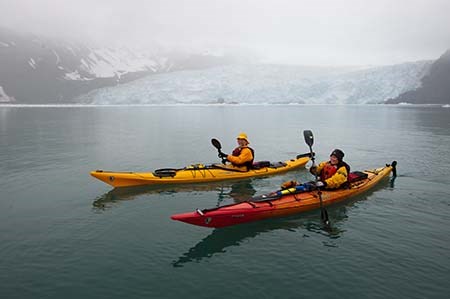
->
[219, 132, 254, 171]
[281, 149, 350, 190]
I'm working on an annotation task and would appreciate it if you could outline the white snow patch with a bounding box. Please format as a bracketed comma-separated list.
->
[28, 58, 36, 69]
[80, 58, 90, 69]
[52, 50, 61, 64]
[0, 86, 14, 102]
[64, 70, 83, 80]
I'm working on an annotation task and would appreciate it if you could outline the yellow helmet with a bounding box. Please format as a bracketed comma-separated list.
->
[236, 132, 249, 143]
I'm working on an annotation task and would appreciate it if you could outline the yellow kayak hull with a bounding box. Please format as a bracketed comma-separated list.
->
[91, 154, 310, 188]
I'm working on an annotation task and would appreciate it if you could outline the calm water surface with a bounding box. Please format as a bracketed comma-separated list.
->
[1, 105, 449, 299]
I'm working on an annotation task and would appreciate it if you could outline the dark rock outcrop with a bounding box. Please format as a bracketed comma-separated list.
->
[387, 50, 450, 104]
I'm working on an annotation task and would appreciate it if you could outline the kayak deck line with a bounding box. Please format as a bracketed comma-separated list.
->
[94, 169, 135, 174]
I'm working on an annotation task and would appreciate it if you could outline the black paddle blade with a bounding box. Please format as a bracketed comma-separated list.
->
[303, 130, 314, 147]
[211, 138, 222, 150]
[391, 160, 398, 177]
[321, 208, 330, 226]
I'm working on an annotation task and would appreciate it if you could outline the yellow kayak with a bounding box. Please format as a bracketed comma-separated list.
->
[90, 153, 311, 188]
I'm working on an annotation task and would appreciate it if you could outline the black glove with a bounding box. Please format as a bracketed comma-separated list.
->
[218, 152, 228, 159]
[309, 166, 317, 175]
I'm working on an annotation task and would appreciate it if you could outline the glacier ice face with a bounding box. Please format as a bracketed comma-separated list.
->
[80, 61, 432, 105]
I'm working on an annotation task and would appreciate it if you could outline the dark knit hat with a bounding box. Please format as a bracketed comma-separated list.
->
[330, 149, 344, 161]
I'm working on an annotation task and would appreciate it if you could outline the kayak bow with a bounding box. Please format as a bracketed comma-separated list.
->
[171, 161, 397, 228]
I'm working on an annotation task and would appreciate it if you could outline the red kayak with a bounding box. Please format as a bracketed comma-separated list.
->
[171, 162, 397, 228]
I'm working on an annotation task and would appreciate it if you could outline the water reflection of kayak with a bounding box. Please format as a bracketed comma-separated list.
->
[172, 207, 350, 267]
[90, 153, 311, 188]
[92, 180, 257, 209]
[171, 162, 397, 228]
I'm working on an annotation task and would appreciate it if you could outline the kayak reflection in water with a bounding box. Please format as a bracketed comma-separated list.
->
[281, 149, 350, 191]
[215, 180, 257, 207]
[228, 181, 257, 203]
[171, 207, 347, 268]
[219, 132, 254, 171]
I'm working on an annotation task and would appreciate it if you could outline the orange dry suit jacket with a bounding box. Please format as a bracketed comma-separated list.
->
[227, 146, 254, 170]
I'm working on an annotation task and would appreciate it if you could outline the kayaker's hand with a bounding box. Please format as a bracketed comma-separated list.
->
[315, 181, 326, 188]
[218, 152, 228, 159]
[309, 166, 317, 175]
[281, 180, 297, 189]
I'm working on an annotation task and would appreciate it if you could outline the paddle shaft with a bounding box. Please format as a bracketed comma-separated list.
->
[304, 130, 330, 227]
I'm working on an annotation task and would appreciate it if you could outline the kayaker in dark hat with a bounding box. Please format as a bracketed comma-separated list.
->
[309, 149, 350, 189]
[281, 149, 350, 190]
[219, 132, 254, 171]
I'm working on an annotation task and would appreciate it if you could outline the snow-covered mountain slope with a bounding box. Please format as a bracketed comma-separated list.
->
[0, 28, 171, 103]
[0, 86, 14, 102]
[60, 47, 171, 81]
[81, 61, 432, 105]
[0, 28, 238, 104]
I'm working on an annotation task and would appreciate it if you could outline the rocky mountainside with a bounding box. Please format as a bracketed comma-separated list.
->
[0, 28, 239, 104]
[387, 49, 450, 104]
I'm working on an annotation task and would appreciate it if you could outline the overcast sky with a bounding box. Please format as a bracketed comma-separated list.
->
[1, 0, 449, 65]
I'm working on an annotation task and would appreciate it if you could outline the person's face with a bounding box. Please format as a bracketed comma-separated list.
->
[237, 138, 247, 146]
[330, 155, 339, 165]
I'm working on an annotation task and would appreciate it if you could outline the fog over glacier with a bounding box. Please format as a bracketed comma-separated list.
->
[1, 0, 449, 66]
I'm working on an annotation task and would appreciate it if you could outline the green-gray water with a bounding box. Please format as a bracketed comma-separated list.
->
[1, 105, 449, 298]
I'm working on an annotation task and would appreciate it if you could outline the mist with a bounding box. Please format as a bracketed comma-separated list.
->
[1, 0, 449, 65]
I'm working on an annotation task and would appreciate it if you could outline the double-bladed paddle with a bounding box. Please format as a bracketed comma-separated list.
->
[303, 130, 330, 228]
